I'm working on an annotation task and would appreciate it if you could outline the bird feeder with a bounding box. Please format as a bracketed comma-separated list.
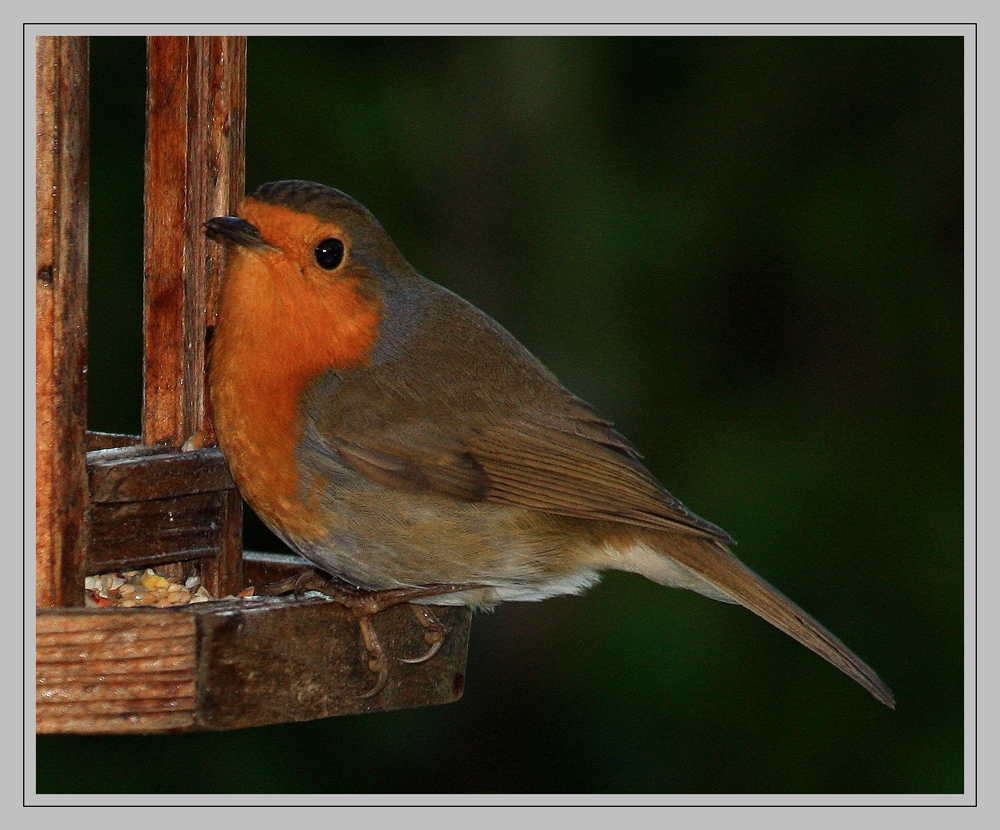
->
[35, 35, 472, 734]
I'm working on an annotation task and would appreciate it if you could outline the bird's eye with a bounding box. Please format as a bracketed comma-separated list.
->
[314, 238, 345, 269]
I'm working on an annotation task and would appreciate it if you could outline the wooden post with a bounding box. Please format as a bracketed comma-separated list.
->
[143, 35, 246, 447]
[142, 36, 246, 596]
[35, 36, 90, 608]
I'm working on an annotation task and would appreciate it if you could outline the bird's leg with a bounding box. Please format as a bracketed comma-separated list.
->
[259, 570, 483, 696]
[328, 581, 484, 697]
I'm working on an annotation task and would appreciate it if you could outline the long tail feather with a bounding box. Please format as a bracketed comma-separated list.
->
[622, 535, 895, 708]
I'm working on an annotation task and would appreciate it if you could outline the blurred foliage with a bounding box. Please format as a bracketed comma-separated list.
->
[41, 35, 963, 795]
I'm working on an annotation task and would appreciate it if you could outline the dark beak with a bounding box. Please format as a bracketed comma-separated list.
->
[204, 216, 274, 250]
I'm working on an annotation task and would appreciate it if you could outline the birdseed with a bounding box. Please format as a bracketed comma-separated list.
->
[84, 568, 255, 608]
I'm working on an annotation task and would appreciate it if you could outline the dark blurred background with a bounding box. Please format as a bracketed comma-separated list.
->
[38, 35, 964, 794]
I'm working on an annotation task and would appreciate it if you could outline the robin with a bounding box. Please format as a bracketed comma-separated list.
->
[204, 180, 894, 707]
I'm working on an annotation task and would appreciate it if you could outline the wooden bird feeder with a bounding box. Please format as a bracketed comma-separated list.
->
[35, 35, 472, 734]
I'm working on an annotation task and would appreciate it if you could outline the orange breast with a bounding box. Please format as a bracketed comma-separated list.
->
[209, 209, 381, 544]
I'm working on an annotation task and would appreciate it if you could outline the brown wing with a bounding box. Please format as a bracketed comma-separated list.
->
[307, 275, 733, 544]
[328, 395, 733, 544]
[476, 418, 733, 541]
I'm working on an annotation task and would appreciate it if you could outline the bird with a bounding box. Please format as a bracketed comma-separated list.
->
[203, 179, 894, 707]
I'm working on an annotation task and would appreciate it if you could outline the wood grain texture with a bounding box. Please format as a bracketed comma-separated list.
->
[86, 431, 142, 451]
[36, 609, 197, 733]
[142, 36, 246, 596]
[87, 491, 231, 573]
[87, 445, 235, 503]
[35, 36, 90, 608]
[85, 446, 238, 574]
[36, 599, 472, 734]
[143, 36, 246, 448]
[203, 487, 243, 599]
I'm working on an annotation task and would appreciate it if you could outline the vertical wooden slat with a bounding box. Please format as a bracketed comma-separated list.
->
[142, 36, 246, 595]
[199, 36, 246, 596]
[143, 36, 245, 447]
[197, 39, 247, 448]
[201, 487, 244, 599]
[143, 35, 190, 446]
[36, 37, 90, 608]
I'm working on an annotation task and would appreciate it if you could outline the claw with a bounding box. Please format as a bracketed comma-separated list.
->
[293, 569, 315, 598]
[358, 667, 390, 699]
[399, 604, 446, 664]
[399, 637, 444, 665]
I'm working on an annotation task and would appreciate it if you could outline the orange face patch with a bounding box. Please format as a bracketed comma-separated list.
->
[208, 199, 382, 544]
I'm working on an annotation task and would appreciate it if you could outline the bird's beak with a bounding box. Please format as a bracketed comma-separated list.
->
[204, 216, 276, 251]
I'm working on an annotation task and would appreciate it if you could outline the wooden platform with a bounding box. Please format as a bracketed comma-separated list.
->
[37, 554, 472, 734]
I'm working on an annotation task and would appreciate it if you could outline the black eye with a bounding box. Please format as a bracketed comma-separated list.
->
[314, 238, 345, 269]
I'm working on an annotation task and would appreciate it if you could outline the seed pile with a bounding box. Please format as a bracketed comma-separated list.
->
[84, 569, 255, 608]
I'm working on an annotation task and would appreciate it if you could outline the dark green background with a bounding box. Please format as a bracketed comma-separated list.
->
[38, 35, 964, 794]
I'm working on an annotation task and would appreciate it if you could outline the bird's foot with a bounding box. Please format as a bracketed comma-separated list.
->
[260, 571, 482, 697]
[399, 604, 447, 665]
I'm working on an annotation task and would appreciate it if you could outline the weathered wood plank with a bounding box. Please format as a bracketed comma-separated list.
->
[36, 607, 198, 734]
[36, 598, 472, 734]
[86, 431, 142, 451]
[88, 445, 235, 502]
[35, 36, 90, 609]
[87, 491, 230, 573]
[84, 445, 240, 576]
[195, 600, 471, 730]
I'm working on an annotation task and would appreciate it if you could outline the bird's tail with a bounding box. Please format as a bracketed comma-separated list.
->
[616, 534, 895, 708]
